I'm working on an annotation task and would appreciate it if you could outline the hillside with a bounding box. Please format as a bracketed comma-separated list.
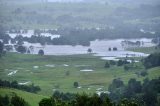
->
[0, 88, 47, 106]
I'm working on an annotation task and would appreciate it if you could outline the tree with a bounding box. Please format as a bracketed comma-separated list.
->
[16, 45, 26, 54]
[108, 47, 111, 51]
[11, 95, 28, 106]
[105, 61, 110, 68]
[73, 82, 79, 88]
[87, 48, 92, 53]
[0, 95, 9, 106]
[38, 49, 44, 56]
[117, 60, 124, 66]
[143, 53, 160, 69]
[113, 47, 118, 51]
[39, 98, 55, 106]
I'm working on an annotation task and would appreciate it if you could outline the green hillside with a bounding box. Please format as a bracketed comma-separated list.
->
[0, 88, 47, 106]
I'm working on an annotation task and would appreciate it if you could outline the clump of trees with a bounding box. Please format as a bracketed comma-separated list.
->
[0, 94, 28, 106]
[117, 59, 130, 66]
[16, 45, 27, 54]
[105, 59, 130, 69]
[108, 77, 160, 106]
[0, 79, 41, 93]
[143, 53, 160, 69]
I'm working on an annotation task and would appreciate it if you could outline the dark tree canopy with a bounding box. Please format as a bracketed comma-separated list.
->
[143, 53, 160, 69]
[16, 45, 26, 54]
[73, 82, 79, 88]
[38, 49, 44, 55]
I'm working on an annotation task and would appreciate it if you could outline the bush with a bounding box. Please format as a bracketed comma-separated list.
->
[117, 60, 123, 66]
[105, 61, 110, 68]
[39, 98, 55, 106]
[73, 82, 79, 88]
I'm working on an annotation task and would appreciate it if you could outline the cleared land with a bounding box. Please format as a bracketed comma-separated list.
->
[0, 52, 159, 96]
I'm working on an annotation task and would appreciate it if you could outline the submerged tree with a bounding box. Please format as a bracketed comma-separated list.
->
[87, 48, 92, 53]
[38, 49, 44, 56]
[16, 45, 26, 54]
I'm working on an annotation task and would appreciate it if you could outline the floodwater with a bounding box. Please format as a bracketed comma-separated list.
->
[22, 38, 154, 60]
[7, 31, 155, 60]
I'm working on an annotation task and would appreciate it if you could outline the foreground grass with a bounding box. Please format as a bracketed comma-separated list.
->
[0, 88, 47, 106]
[0, 53, 159, 96]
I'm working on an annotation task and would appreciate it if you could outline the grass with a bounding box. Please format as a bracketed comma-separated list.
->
[0, 88, 47, 106]
[0, 52, 160, 96]
[127, 46, 160, 54]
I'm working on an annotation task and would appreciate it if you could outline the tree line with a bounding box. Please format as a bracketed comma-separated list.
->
[0, 79, 41, 93]
[39, 92, 139, 106]
[0, 26, 157, 47]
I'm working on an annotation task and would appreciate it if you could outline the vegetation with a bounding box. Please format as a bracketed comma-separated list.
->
[39, 93, 139, 106]
[38, 50, 44, 56]
[0, 79, 41, 93]
[73, 82, 79, 88]
[0, 88, 47, 106]
[0, 94, 29, 106]
[0, 2, 160, 105]
[0, 52, 159, 96]
[108, 77, 160, 106]
[16, 45, 27, 54]
[143, 53, 160, 69]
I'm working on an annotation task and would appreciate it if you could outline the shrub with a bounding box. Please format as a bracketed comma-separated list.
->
[73, 82, 79, 88]
[105, 61, 110, 68]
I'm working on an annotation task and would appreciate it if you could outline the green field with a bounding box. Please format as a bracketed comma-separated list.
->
[0, 52, 160, 96]
[0, 88, 47, 106]
[127, 46, 160, 54]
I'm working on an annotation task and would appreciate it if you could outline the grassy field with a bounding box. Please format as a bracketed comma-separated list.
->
[0, 88, 47, 106]
[127, 46, 160, 54]
[0, 52, 160, 96]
